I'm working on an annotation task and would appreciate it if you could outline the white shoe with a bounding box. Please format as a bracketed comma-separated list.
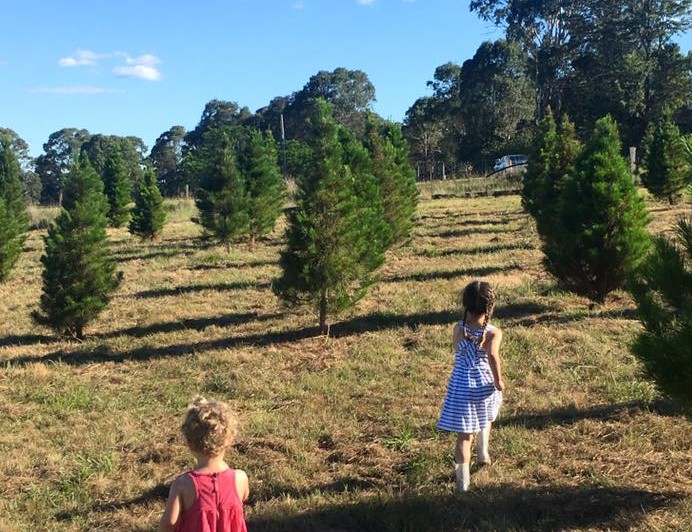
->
[455, 463, 470, 492]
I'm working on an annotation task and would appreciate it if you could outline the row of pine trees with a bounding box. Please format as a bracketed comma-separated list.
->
[522, 111, 691, 414]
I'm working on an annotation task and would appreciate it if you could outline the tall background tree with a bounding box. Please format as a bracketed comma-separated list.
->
[0, 127, 40, 204]
[0, 138, 28, 280]
[148, 125, 186, 196]
[630, 217, 692, 416]
[35, 128, 91, 204]
[33, 156, 122, 339]
[274, 100, 389, 334]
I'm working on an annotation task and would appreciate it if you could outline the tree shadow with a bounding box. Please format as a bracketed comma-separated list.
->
[247, 485, 682, 532]
[188, 259, 278, 271]
[499, 399, 679, 431]
[97, 312, 283, 340]
[133, 280, 272, 299]
[417, 227, 522, 239]
[8, 309, 465, 366]
[0, 333, 59, 348]
[112, 249, 197, 263]
[509, 306, 640, 327]
[415, 241, 534, 258]
[383, 265, 512, 283]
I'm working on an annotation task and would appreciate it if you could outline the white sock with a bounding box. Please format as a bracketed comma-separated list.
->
[454, 463, 470, 492]
[476, 427, 491, 464]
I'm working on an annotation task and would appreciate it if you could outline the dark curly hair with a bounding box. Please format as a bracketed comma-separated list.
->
[460, 280, 496, 343]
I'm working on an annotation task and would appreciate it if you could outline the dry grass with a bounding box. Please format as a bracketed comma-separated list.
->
[1, 191, 691, 531]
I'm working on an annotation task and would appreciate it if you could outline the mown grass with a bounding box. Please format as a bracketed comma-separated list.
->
[1, 191, 691, 531]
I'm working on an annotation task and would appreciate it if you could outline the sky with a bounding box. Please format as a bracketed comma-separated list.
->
[1, 0, 690, 158]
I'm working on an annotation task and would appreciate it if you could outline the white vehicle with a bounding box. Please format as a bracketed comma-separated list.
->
[493, 154, 528, 173]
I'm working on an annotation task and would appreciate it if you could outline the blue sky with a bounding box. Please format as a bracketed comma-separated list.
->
[1, 0, 689, 157]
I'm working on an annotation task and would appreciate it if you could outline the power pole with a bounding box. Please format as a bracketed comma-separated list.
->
[280, 113, 287, 176]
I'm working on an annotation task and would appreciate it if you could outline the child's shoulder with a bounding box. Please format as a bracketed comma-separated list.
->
[485, 323, 502, 339]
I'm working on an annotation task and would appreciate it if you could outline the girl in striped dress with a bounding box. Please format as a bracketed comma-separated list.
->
[437, 280, 505, 492]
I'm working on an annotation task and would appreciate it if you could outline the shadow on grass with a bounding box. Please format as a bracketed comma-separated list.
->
[188, 259, 278, 271]
[509, 306, 640, 327]
[0, 333, 59, 348]
[415, 241, 534, 258]
[250, 484, 683, 532]
[97, 312, 283, 339]
[133, 280, 272, 299]
[499, 399, 678, 430]
[55, 482, 680, 531]
[9, 309, 464, 366]
[112, 249, 197, 263]
[418, 226, 522, 239]
[383, 265, 511, 283]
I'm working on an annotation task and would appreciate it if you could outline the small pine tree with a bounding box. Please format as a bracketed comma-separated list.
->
[0, 139, 28, 281]
[274, 100, 389, 334]
[129, 167, 166, 240]
[630, 217, 692, 416]
[363, 120, 418, 246]
[522, 110, 581, 239]
[195, 132, 250, 249]
[641, 113, 689, 204]
[33, 157, 122, 339]
[547, 115, 651, 303]
[102, 148, 132, 227]
[242, 130, 286, 244]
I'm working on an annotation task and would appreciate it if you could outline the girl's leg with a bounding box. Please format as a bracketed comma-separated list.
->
[454, 432, 473, 492]
[476, 424, 492, 465]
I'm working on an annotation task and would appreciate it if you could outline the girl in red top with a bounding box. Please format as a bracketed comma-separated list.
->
[160, 397, 249, 532]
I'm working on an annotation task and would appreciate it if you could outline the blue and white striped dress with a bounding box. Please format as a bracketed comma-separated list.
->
[437, 323, 502, 433]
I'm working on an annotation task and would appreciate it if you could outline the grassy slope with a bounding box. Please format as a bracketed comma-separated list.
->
[0, 193, 691, 532]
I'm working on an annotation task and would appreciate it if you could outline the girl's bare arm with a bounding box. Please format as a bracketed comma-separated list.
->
[485, 328, 505, 391]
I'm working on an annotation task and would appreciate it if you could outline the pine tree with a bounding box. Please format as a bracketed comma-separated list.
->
[363, 120, 418, 246]
[129, 167, 166, 240]
[241, 130, 286, 244]
[0, 138, 28, 281]
[33, 157, 122, 339]
[522, 110, 581, 239]
[102, 148, 132, 227]
[630, 217, 692, 416]
[547, 115, 650, 303]
[641, 112, 689, 204]
[274, 100, 389, 334]
[194, 131, 250, 249]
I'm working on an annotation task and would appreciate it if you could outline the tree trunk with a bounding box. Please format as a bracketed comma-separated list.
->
[319, 293, 328, 336]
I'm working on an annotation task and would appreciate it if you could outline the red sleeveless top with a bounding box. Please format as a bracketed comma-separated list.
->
[175, 469, 247, 532]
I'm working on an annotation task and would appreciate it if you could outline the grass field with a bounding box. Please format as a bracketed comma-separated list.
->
[1, 189, 691, 531]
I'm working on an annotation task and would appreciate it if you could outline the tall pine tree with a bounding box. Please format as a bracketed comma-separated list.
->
[630, 216, 692, 416]
[129, 167, 166, 240]
[102, 148, 132, 227]
[274, 100, 389, 334]
[641, 112, 689, 204]
[33, 157, 122, 339]
[194, 130, 250, 249]
[363, 120, 418, 246]
[0, 138, 28, 281]
[547, 116, 650, 303]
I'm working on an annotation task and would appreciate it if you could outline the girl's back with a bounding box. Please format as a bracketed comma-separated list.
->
[175, 468, 247, 532]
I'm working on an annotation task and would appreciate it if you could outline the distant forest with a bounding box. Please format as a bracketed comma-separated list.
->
[2, 0, 691, 203]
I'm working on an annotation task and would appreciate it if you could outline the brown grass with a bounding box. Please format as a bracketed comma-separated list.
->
[0, 192, 691, 531]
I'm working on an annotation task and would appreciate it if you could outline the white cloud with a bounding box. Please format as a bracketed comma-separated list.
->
[114, 53, 162, 80]
[291, 1, 304, 9]
[58, 49, 111, 67]
[113, 64, 161, 81]
[357, 0, 376, 4]
[0, 60, 8, 66]
[32, 86, 119, 95]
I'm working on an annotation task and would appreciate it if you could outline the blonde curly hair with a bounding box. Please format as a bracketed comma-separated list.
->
[181, 397, 238, 457]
